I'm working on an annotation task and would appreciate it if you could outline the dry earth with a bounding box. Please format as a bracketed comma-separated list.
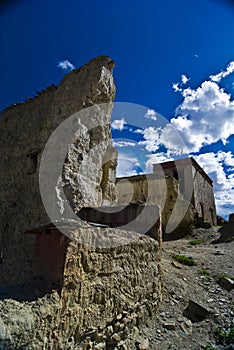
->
[125, 227, 234, 350]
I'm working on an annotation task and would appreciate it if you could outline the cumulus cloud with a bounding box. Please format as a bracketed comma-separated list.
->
[172, 74, 190, 92]
[57, 60, 75, 71]
[167, 75, 234, 153]
[138, 126, 161, 152]
[113, 140, 136, 148]
[116, 154, 141, 177]
[194, 152, 234, 218]
[111, 118, 126, 131]
[210, 61, 234, 82]
[145, 109, 157, 121]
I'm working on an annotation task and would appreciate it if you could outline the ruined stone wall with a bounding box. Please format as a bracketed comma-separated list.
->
[192, 166, 217, 225]
[116, 174, 194, 239]
[59, 228, 162, 348]
[0, 56, 117, 284]
[78, 203, 161, 241]
[0, 226, 162, 350]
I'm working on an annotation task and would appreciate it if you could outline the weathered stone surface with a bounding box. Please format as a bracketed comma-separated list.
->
[0, 56, 163, 349]
[229, 213, 234, 223]
[0, 226, 162, 349]
[116, 173, 194, 240]
[78, 203, 162, 243]
[218, 276, 234, 291]
[0, 56, 117, 284]
[212, 222, 234, 244]
[183, 299, 212, 323]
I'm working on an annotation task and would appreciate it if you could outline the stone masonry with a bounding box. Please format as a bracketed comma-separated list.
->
[0, 56, 163, 349]
[0, 56, 117, 284]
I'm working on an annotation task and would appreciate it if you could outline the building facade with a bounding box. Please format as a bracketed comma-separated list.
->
[116, 157, 217, 239]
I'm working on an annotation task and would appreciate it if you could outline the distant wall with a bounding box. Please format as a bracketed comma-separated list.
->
[116, 174, 194, 239]
[78, 203, 161, 242]
[0, 56, 117, 284]
[192, 165, 217, 225]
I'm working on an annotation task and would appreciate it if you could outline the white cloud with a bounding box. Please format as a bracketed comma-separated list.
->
[181, 74, 189, 85]
[210, 61, 234, 82]
[172, 75, 190, 92]
[134, 128, 144, 134]
[194, 152, 234, 218]
[166, 79, 234, 153]
[116, 154, 140, 177]
[172, 82, 182, 92]
[138, 126, 161, 152]
[113, 140, 136, 148]
[145, 109, 157, 121]
[111, 118, 126, 131]
[57, 60, 75, 71]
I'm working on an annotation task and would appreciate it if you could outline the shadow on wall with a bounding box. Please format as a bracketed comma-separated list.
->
[0, 276, 54, 302]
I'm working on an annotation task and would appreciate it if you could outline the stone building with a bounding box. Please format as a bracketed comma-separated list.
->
[116, 157, 217, 239]
[0, 56, 117, 285]
[154, 158, 217, 226]
[0, 56, 163, 349]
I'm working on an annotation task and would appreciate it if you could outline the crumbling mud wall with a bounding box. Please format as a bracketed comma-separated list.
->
[192, 166, 217, 225]
[78, 203, 161, 241]
[0, 225, 162, 350]
[153, 158, 217, 227]
[116, 174, 194, 239]
[0, 56, 117, 284]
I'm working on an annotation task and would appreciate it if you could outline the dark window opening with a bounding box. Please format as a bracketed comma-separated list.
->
[200, 203, 205, 220]
[26, 151, 39, 174]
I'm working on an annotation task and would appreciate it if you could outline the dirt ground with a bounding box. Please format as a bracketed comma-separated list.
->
[127, 227, 234, 350]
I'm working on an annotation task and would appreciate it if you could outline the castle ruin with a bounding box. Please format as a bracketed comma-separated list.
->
[0, 56, 162, 349]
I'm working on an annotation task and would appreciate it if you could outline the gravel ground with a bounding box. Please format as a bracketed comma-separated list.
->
[125, 227, 234, 350]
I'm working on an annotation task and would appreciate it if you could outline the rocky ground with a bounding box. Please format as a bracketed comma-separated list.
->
[123, 227, 234, 350]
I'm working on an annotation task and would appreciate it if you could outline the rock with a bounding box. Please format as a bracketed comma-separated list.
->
[217, 215, 228, 226]
[218, 276, 234, 291]
[212, 223, 234, 243]
[106, 325, 114, 337]
[83, 337, 93, 349]
[111, 333, 121, 343]
[136, 338, 149, 349]
[163, 322, 176, 330]
[229, 213, 234, 223]
[94, 342, 106, 349]
[171, 260, 182, 269]
[183, 300, 211, 322]
[113, 321, 121, 332]
[0, 318, 6, 340]
[180, 319, 193, 335]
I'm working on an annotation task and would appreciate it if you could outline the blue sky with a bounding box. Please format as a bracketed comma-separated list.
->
[0, 0, 234, 218]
